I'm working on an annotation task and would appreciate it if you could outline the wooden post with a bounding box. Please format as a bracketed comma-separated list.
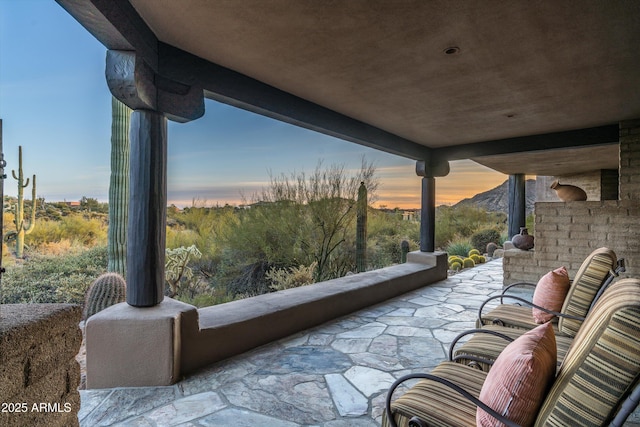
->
[420, 176, 436, 252]
[416, 159, 448, 253]
[508, 173, 526, 240]
[126, 110, 167, 307]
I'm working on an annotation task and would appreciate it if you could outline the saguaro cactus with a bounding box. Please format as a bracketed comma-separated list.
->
[356, 181, 367, 272]
[11, 146, 36, 258]
[108, 97, 131, 276]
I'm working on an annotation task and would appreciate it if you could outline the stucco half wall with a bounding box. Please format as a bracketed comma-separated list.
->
[86, 251, 447, 388]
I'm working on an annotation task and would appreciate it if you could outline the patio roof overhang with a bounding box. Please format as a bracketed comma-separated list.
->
[56, 0, 640, 176]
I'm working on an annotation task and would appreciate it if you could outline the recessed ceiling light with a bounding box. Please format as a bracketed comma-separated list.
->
[443, 46, 460, 55]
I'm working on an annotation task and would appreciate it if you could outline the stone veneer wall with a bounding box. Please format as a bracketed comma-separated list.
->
[0, 304, 82, 427]
[504, 119, 640, 285]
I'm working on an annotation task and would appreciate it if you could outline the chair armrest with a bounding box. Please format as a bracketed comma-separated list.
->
[501, 281, 537, 299]
[385, 373, 522, 427]
[477, 294, 584, 326]
[447, 328, 514, 362]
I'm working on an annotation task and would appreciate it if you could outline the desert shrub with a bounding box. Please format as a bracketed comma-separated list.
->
[224, 260, 275, 297]
[470, 228, 502, 253]
[169, 203, 237, 257]
[368, 235, 419, 269]
[166, 227, 200, 250]
[27, 214, 107, 248]
[445, 239, 473, 257]
[1, 245, 108, 304]
[267, 262, 316, 291]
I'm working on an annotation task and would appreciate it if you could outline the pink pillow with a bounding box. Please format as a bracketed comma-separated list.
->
[477, 322, 557, 427]
[532, 266, 570, 323]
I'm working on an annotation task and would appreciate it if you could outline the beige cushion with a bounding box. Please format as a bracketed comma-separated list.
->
[532, 266, 570, 323]
[477, 322, 557, 427]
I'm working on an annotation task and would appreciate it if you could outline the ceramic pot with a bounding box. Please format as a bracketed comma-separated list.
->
[550, 180, 587, 201]
[512, 227, 534, 250]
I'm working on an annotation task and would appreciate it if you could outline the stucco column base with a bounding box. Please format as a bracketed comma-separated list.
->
[85, 297, 197, 389]
[407, 250, 448, 270]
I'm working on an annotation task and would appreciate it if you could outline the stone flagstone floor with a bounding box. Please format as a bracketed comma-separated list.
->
[77, 259, 640, 426]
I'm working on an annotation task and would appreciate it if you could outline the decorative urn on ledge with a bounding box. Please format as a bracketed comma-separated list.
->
[550, 180, 587, 201]
[512, 227, 535, 250]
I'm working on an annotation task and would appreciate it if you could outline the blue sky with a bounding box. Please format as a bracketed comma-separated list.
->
[0, 0, 506, 208]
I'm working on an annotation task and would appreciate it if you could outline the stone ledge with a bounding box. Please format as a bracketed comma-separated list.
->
[0, 304, 82, 427]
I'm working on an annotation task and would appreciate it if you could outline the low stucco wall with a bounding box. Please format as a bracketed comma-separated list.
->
[0, 304, 82, 427]
[85, 251, 447, 388]
[180, 251, 448, 374]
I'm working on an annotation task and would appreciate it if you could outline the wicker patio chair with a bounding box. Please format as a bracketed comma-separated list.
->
[384, 277, 640, 427]
[477, 247, 619, 335]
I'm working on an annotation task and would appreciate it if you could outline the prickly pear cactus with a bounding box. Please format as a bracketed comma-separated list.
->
[84, 272, 126, 319]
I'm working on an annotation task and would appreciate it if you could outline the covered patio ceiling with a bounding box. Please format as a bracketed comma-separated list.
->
[57, 0, 640, 176]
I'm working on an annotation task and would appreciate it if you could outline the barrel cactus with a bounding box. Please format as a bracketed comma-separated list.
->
[468, 249, 481, 257]
[448, 255, 464, 265]
[450, 261, 462, 271]
[84, 272, 126, 319]
[470, 254, 482, 264]
[462, 257, 476, 269]
[486, 242, 499, 257]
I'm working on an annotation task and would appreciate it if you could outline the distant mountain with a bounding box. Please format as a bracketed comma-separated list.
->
[453, 179, 536, 215]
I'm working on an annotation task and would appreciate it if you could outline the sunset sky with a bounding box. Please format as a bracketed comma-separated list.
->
[0, 0, 507, 209]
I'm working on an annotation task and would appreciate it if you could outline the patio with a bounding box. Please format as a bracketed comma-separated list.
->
[77, 259, 640, 426]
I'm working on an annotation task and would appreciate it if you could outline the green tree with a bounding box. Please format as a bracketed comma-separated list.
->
[264, 159, 378, 281]
[80, 196, 104, 212]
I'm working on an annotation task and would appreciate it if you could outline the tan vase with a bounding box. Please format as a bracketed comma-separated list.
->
[550, 180, 587, 201]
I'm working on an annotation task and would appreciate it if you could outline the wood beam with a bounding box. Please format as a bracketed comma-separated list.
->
[106, 50, 204, 123]
[158, 43, 431, 160]
[56, 0, 158, 69]
[431, 125, 619, 162]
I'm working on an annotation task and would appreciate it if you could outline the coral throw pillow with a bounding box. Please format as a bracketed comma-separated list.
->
[477, 322, 557, 427]
[532, 266, 570, 323]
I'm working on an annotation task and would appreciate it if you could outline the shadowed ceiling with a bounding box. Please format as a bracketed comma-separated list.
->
[57, 0, 640, 176]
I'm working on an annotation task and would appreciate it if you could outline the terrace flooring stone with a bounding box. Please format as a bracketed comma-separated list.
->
[78, 259, 640, 426]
